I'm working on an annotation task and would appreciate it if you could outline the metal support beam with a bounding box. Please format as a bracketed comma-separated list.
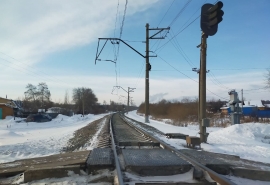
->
[145, 24, 170, 123]
[199, 32, 208, 143]
[145, 24, 150, 123]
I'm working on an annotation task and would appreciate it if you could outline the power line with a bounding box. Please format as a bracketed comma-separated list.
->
[113, 0, 120, 61]
[149, 28, 169, 51]
[0, 57, 70, 88]
[119, 0, 128, 40]
[157, 54, 198, 83]
[157, 54, 229, 100]
[116, 0, 128, 87]
[245, 87, 267, 91]
[157, 0, 176, 27]
[133, 59, 145, 88]
[122, 40, 144, 43]
[207, 68, 268, 71]
[208, 71, 230, 90]
[152, 0, 193, 53]
[0, 54, 72, 88]
[169, 0, 192, 27]
[244, 90, 269, 94]
[168, 32, 196, 68]
[155, 14, 200, 52]
[178, 0, 207, 31]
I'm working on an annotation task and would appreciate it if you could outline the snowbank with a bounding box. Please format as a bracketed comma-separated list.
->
[0, 113, 109, 163]
[127, 110, 270, 164]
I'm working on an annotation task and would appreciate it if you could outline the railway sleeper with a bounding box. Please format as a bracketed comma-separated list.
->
[118, 141, 160, 147]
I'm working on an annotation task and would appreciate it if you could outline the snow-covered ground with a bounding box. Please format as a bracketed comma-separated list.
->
[0, 110, 270, 185]
[126, 110, 270, 164]
[1, 110, 269, 164]
[0, 113, 109, 163]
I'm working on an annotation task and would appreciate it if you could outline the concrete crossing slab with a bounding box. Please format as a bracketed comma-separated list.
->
[122, 149, 192, 176]
[0, 150, 90, 178]
[86, 148, 114, 173]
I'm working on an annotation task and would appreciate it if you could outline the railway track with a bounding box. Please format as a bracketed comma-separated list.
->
[87, 113, 236, 185]
[2, 113, 269, 184]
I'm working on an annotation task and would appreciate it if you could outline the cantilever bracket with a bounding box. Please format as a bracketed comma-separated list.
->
[95, 38, 145, 64]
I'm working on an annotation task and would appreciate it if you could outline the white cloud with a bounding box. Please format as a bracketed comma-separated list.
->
[0, 0, 158, 65]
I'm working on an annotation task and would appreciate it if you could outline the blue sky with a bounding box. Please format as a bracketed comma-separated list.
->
[0, 0, 269, 105]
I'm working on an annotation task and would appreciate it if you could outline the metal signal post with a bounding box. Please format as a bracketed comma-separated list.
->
[199, 1, 224, 142]
[199, 32, 208, 143]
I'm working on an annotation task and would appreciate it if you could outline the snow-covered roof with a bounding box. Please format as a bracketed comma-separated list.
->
[12, 100, 23, 109]
[0, 103, 16, 108]
[239, 100, 264, 107]
[220, 106, 229, 109]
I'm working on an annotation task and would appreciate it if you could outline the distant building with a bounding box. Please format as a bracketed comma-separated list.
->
[46, 107, 73, 118]
[220, 100, 270, 118]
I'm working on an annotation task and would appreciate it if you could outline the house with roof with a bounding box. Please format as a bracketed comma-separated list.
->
[0, 97, 23, 119]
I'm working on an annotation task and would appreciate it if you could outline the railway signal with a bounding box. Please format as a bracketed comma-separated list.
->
[199, 2, 224, 142]
[200, 1, 224, 36]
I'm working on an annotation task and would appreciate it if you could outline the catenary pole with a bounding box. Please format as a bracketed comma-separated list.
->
[199, 32, 207, 143]
[145, 23, 150, 123]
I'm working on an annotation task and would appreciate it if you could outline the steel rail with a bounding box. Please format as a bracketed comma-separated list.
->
[121, 114, 236, 185]
[110, 114, 124, 185]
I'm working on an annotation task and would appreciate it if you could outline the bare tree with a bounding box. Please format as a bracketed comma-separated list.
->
[64, 90, 70, 104]
[24, 84, 37, 101]
[37, 82, 51, 107]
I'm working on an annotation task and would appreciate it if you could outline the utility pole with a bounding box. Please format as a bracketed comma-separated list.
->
[95, 24, 169, 123]
[127, 87, 135, 114]
[199, 32, 207, 143]
[145, 23, 170, 123]
[82, 91, 85, 117]
[113, 86, 135, 114]
[241, 89, 243, 115]
[145, 23, 150, 123]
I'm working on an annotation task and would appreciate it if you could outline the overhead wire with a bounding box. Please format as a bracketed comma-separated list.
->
[155, 14, 200, 52]
[169, 0, 192, 27]
[179, 0, 207, 31]
[133, 59, 145, 88]
[111, 0, 120, 92]
[245, 87, 267, 92]
[168, 32, 195, 68]
[109, 0, 129, 96]
[151, 0, 192, 53]
[0, 54, 72, 88]
[156, 54, 229, 100]
[116, 0, 128, 91]
[157, 0, 176, 27]
[150, 30, 168, 51]
[0, 58, 70, 88]
[208, 71, 230, 90]
[158, 0, 216, 53]
[122, 40, 144, 43]
[244, 90, 269, 94]
[113, 0, 119, 62]
[150, 0, 176, 51]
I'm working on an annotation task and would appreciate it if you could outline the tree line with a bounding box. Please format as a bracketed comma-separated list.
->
[137, 98, 226, 125]
[20, 82, 127, 115]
